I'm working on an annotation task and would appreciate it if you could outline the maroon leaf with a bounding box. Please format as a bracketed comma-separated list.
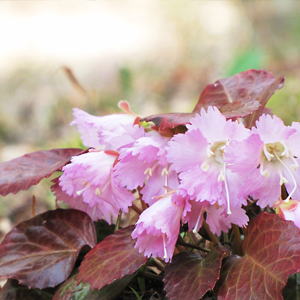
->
[78, 226, 149, 290]
[215, 213, 300, 300]
[141, 70, 284, 132]
[193, 69, 284, 122]
[0, 209, 96, 289]
[0, 279, 54, 300]
[142, 113, 194, 130]
[0, 148, 86, 196]
[163, 244, 228, 300]
[53, 272, 135, 300]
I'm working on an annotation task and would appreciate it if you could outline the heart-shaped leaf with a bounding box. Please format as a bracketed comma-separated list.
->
[163, 244, 228, 300]
[78, 226, 148, 290]
[0, 208, 96, 289]
[215, 213, 300, 300]
[0, 148, 86, 196]
[53, 272, 135, 300]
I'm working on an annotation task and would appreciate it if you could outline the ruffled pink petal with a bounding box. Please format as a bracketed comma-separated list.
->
[253, 114, 296, 143]
[100, 124, 145, 150]
[140, 167, 179, 205]
[225, 133, 263, 174]
[71, 108, 136, 148]
[206, 205, 248, 235]
[286, 122, 300, 157]
[239, 169, 281, 208]
[59, 151, 134, 222]
[179, 164, 223, 203]
[166, 129, 208, 173]
[132, 192, 184, 262]
[188, 106, 249, 142]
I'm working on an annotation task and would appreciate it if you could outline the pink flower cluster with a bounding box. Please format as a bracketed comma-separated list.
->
[56, 102, 300, 262]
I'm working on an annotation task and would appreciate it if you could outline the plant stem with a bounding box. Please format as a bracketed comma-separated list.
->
[115, 210, 122, 231]
[232, 224, 243, 256]
[176, 239, 210, 253]
[202, 219, 220, 245]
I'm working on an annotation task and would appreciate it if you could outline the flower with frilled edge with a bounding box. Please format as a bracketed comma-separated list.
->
[132, 190, 186, 262]
[166, 106, 250, 215]
[225, 115, 300, 208]
[59, 150, 135, 222]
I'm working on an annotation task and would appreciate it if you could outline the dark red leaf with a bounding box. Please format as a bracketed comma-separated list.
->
[163, 244, 228, 300]
[141, 70, 284, 132]
[0, 279, 54, 300]
[0, 209, 96, 289]
[53, 272, 135, 300]
[0, 148, 86, 196]
[215, 213, 300, 300]
[142, 113, 194, 130]
[193, 70, 284, 122]
[78, 226, 148, 290]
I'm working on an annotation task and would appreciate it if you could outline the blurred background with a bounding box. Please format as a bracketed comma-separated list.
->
[1, 0, 300, 232]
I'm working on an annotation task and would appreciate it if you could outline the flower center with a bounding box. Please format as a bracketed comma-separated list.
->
[263, 142, 288, 162]
[261, 141, 298, 202]
[208, 141, 227, 164]
[201, 141, 232, 215]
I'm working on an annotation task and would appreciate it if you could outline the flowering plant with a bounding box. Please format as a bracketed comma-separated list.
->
[0, 69, 300, 299]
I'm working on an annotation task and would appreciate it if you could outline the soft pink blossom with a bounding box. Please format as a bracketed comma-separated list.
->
[115, 131, 179, 205]
[59, 150, 135, 222]
[225, 115, 300, 208]
[132, 191, 185, 262]
[166, 106, 250, 215]
[71, 107, 138, 149]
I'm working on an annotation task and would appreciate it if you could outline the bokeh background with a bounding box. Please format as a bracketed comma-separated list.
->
[1, 0, 300, 233]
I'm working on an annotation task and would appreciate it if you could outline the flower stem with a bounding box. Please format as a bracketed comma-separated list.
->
[202, 219, 220, 245]
[232, 224, 243, 256]
[115, 209, 122, 231]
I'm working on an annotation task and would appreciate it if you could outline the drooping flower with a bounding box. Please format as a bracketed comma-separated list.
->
[182, 194, 248, 235]
[225, 114, 300, 208]
[71, 101, 138, 149]
[132, 190, 186, 262]
[114, 130, 179, 205]
[166, 106, 250, 215]
[59, 150, 135, 222]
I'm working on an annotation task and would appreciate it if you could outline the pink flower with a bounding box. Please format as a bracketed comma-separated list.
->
[132, 190, 185, 262]
[71, 104, 138, 149]
[182, 196, 248, 235]
[225, 115, 300, 208]
[166, 106, 250, 215]
[274, 199, 300, 229]
[114, 131, 179, 205]
[59, 150, 135, 222]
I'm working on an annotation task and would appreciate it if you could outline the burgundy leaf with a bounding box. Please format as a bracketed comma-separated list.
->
[142, 113, 194, 130]
[0, 148, 86, 196]
[0, 279, 54, 300]
[53, 272, 135, 300]
[220, 98, 260, 118]
[193, 69, 284, 122]
[78, 226, 148, 290]
[163, 244, 228, 300]
[215, 213, 300, 300]
[0, 209, 96, 289]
